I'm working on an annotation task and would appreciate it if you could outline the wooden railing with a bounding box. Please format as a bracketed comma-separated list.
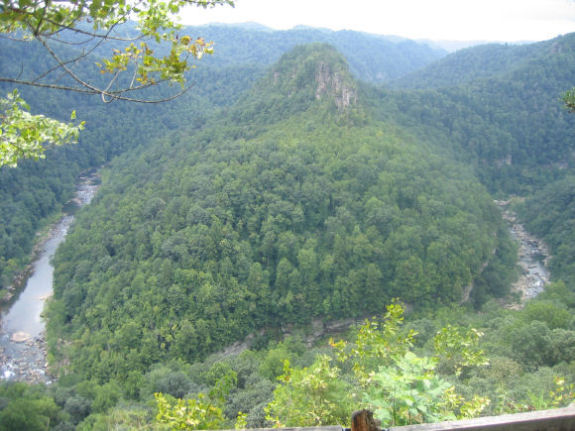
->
[387, 406, 575, 430]
[234, 407, 575, 431]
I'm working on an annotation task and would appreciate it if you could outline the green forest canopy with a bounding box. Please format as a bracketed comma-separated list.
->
[46, 44, 513, 384]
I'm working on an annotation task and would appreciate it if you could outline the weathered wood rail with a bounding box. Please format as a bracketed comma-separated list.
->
[233, 406, 575, 431]
[388, 406, 575, 430]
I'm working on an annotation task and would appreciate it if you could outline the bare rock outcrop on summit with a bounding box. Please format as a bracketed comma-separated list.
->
[315, 61, 357, 111]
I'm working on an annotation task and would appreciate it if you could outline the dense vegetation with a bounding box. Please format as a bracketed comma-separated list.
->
[5, 291, 575, 430]
[0, 25, 445, 298]
[184, 24, 446, 83]
[46, 45, 511, 383]
[0, 36, 263, 296]
[386, 33, 575, 194]
[1, 26, 575, 431]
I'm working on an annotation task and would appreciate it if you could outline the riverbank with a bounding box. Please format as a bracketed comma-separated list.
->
[0, 212, 63, 305]
[0, 332, 49, 383]
[495, 199, 551, 309]
[0, 171, 100, 383]
[0, 169, 101, 306]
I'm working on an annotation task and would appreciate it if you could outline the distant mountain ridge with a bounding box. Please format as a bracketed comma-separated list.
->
[392, 33, 575, 89]
[380, 32, 575, 194]
[181, 24, 447, 83]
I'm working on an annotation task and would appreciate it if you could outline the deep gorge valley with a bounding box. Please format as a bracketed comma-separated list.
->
[0, 23, 574, 430]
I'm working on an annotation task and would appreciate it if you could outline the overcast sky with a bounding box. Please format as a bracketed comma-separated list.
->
[180, 0, 575, 42]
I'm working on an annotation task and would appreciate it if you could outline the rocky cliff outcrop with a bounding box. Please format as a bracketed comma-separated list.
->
[315, 61, 357, 111]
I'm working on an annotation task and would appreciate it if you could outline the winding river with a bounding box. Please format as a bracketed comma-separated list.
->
[0, 173, 99, 383]
[495, 200, 551, 306]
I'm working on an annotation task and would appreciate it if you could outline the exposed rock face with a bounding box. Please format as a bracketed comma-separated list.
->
[315, 61, 358, 111]
[259, 43, 359, 115]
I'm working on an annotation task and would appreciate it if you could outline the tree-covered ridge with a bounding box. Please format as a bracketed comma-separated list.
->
[0, 25, 445, 296]
[392, 34, 575, 90]
[391, 42, 533, 89]
[181, 25, 447, 84]
[47, 46, 510, 385]
[371, 33, 575, 195]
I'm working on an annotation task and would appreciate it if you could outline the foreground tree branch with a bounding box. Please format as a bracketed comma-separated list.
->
[0, 90, 84, 167]
[0, 0, 234, 166]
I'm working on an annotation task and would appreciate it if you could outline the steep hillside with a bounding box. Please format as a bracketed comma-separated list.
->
[47, 45, 510, 383]
[520, 176, 575, 287]
[391, 35, 571, 89]
[0, 37, 262, 295]
[375, 33, 575, 194]
[380, 33, 575, 298]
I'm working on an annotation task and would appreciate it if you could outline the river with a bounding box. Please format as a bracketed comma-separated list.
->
[495, 200, 551, 307]
[0, 172, 99, 383]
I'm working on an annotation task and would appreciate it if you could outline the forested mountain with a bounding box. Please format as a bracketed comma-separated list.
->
[0, 64, 262, 296]
[377, 34, 575, 311]
[46, 44, 513, 385]
[0, 27, 264, 295]
[379, 35, 575, 299]
[180, 25, 447, 83]
[0, 25, 445, 297]
[392, 39, 544, 89]
[380, 33, 575, 194]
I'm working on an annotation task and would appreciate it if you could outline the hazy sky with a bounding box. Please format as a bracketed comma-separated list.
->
[180, 0, 575, 42]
